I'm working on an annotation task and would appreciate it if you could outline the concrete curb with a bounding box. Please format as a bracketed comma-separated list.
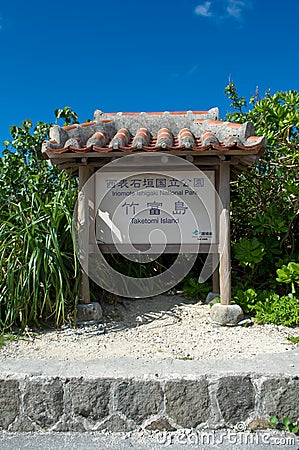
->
[1, 430, 299, 450]
[0, 350, 298, 432]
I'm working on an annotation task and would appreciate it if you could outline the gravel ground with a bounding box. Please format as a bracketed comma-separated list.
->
[0, 295, 298, 361]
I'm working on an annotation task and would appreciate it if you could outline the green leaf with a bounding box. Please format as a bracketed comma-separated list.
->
[269, 416, 279, 427]
[287, 334, 299, 344]
[283, 417, 292, 427]
[234, 238, 265, 268]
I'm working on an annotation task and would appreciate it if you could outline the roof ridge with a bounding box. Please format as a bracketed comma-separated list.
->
[43, 108, 267, 169]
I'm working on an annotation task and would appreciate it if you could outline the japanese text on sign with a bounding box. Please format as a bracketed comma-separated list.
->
[96, 170, 216, 248]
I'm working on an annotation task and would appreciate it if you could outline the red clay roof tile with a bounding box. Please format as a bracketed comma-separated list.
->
[43, 108, 267, 164]
[156, 128, 173, 148]
[109, 128, 131, 149]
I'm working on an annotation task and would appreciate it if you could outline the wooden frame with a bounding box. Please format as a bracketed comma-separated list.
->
[75, 154, 232, 306]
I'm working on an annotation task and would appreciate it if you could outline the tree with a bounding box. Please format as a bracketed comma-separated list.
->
[225, 83, 299, 290]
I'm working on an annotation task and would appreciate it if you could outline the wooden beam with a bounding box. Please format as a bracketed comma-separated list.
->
[78, 166, 90, 304]
[45, 148, 261, 160]
[218, 161, 231, 305]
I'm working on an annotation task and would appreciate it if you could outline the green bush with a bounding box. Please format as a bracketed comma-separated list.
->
[0, 187, 79, 329]
[233, 287, 299, 327]
[225, 84, 299, 291]
[232, 288, 260, 314]
[183, 276, 210, 300]
[255, 294, 299, 327]
[276, 262, 299, 294]
[0, 111, 79, 330]
[232, 260, 299, 326]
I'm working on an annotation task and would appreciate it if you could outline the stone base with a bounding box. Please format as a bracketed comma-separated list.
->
[76, 302, 102, 322]
[210, 303, 244, 326]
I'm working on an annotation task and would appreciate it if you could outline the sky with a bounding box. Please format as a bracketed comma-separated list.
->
[0, 0, 298, 148]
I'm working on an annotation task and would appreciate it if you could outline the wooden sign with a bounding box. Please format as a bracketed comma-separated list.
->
[95, 170, 216, 252]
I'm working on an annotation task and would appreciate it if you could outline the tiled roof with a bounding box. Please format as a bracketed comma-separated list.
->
[42, 108, 267, 159]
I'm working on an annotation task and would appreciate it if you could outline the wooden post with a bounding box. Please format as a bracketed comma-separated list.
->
[212, 166, 220, 293]
[78, 165, 90, 304]
[212, 253, 220, 293]
[218, 161, 231, 305]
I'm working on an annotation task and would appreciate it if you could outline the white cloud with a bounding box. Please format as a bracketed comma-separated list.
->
[194, 0, 251, 22]
[226, 0, 245, 18]
[194, 1, 213, 17]
[188, 64, 199, 75]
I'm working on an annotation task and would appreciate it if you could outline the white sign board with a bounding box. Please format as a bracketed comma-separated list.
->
[95, 170, 216, 250]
